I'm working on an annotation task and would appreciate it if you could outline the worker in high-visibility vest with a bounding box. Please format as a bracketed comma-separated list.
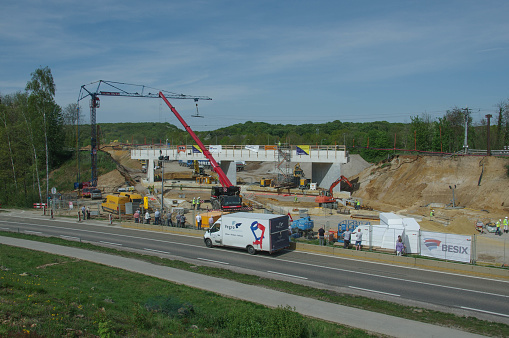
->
[355, 200, 360, 210]
[496, 219, 501, 235]
[430, 209, 435, 220]
[503, 217, 509, 234]
[192, 197, 196, 210]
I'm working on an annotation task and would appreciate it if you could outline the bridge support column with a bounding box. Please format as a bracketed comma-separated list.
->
[147, 159, 155, 183]
[312, 162, 342, 193]
[220, 160, 237, 185]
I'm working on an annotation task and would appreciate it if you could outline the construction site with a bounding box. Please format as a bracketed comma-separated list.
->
[69, 81, 509, 267]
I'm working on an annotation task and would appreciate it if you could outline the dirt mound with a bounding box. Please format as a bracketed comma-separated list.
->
[351, 155, 509, 234]
[97, 170, 126, 193]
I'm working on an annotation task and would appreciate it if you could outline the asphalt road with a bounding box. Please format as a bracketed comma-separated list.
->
[1, 211, 508, 324]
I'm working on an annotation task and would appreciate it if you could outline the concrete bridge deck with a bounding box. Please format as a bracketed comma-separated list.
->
[131, 144, 349, 191]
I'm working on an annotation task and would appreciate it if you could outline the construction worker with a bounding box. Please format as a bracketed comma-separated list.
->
[504, 217, 508, 234]
[430, 209, 435, 220]
[197, 197, 201, 210]
[192, 197, 196, 210]
[496, 219, 502, 235]
[294, 194, 298, 203]
[355, 200, 360, 210]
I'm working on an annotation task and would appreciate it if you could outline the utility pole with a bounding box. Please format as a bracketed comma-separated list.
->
[486, 114, 492, 156]
[462, 107, 470, 154]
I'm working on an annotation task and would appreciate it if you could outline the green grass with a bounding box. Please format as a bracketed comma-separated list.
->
[0, 244, 368, 337]
[1, 231, 509, 337]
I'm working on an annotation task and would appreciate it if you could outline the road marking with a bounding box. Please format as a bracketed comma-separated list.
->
[277, 257, 509, 299]
[197, 258, 229, 265]
[349, 286, 400, 297]
[25, 231, 42, 235]
[144, 248, 171, 255]
[459, 306, 509, 318]
[99, 241, 122, 246]
[0, 227, 10, 230]
[60, 235, 80, 241]
[267, 271, 308, 280]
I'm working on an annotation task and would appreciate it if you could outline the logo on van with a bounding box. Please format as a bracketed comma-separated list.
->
[250, 221, 266, 249]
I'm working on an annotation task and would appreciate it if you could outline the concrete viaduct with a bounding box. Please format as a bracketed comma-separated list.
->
[130, 145, 349, 192]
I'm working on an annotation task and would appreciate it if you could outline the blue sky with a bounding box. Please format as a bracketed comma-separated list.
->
[1, 0, 509, 130]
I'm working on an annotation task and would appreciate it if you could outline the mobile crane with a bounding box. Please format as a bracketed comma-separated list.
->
[159, 92, 245, 211]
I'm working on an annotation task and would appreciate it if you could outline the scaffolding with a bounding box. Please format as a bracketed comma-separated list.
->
[274, 143, 294, 187]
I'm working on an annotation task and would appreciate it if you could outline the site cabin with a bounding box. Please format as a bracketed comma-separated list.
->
[101, 194, 130, 214]
[203, 212, 290, 254]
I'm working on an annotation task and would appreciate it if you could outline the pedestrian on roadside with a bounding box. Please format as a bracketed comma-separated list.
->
[181, 214, 186, 227]
[504, 216, 508, 234]
[396, 237, 405, 256]
[343, 228, 352, 249]
[86, 207, 91, 220]
[81, 206, 86, 221]
[134, 209, 140, 223]
[154, 209, 161, 225]
[168, 212, 174, 227]
[144, 211, 151, 224]
[209, 215, 214, 228]
[176, 213, 181, 227]
[355, 228, 363, 251]
[196, 214, 202, 230]
[318, 227, 325, 246]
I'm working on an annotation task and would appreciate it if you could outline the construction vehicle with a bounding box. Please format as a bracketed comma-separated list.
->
[101, 194, 130, 214]
[159, 92, 247, 211]
[119, 192, 143, 210]
[196, 176, 214, 184]
[193, 160, 206, 176]
[299, 178, 311, 189]
[291, 216, 314, 238]
[315, 175, 353, 208]
[260, 178, 273, 187]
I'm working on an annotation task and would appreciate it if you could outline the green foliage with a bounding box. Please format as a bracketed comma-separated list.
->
[0, 244, 348, 337]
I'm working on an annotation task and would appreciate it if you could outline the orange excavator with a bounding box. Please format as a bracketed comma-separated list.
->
[315, 175, 353, 208]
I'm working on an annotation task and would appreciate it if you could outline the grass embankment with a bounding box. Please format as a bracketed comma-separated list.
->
[0, 244, 367, 337]
[2, 231, 509, 337]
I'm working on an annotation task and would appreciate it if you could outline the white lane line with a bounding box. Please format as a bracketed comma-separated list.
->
[99, 241, 122, 246]
[459, 306, 509, 318]
[0, 227, 10, 230]
[349, 286, 400, 297]
[267, 270, 308, 280]
[60, 235, 80, 241]
[278, 258, 509, 299]
[25, 231, 42, 235]
[144, 248, 171, 255]
[197, 257, 230, 265]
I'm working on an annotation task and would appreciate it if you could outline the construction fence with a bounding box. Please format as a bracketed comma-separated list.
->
[349, 225, 508, 267]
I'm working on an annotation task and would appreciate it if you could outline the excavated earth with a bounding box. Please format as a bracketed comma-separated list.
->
[350, 155, 509, 235]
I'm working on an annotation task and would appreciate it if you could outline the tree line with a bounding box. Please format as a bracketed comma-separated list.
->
[2, 67, 509, 207]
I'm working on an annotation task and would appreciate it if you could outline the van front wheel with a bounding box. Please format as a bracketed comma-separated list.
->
[247, 245, 256, 255]
[205, 238, 213, 248]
